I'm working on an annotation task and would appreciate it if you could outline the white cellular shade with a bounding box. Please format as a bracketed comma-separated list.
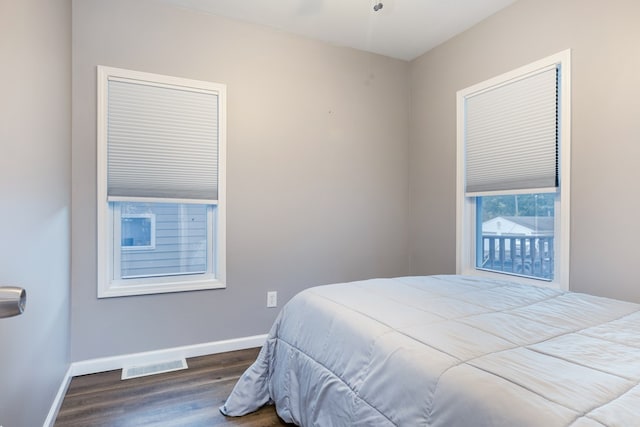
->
[464, 67, 558, 195]
[107, 79, 219, 201]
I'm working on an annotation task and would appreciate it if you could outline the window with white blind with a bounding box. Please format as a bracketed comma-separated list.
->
[456, 50, 571, 289]
[97, 66, 226, 298]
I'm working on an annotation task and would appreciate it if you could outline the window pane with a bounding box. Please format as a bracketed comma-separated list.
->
[476, 193, 554, 280]
[122, 214, 155, 249]
[116, 202, 210, 279]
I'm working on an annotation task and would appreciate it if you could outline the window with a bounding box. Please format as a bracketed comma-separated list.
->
[121, 213, 156, 251]
[97, 66, 226, 297]
[456, 50, 571, 289]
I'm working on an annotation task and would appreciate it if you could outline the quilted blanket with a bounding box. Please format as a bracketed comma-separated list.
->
[220, 275, 640, 426]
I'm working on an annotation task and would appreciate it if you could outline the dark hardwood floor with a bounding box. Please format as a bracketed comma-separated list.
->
[55, 348, 295, 427]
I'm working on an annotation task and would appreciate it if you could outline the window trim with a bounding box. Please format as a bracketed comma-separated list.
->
[456, 50, 571, 290]
[97, 66, 227, 298]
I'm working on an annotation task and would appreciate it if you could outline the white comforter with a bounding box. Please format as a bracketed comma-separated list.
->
[220, 275, 640, 426]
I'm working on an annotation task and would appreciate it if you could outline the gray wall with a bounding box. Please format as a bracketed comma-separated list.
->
[409, 0, 640, 302]
[72, 0, 410, 361]
[0, 0, 71, 425]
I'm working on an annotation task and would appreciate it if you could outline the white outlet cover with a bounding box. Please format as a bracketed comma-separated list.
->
[267, 291, 277, 307]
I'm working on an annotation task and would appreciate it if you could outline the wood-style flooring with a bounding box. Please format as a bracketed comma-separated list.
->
[55, 347, 295, 427]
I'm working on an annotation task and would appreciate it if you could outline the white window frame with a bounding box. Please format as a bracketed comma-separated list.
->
[456, 50, 571, 290]
[97, 66, 227, 298]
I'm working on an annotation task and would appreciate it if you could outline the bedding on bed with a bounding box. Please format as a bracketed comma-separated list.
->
[220, 275, 640, 426]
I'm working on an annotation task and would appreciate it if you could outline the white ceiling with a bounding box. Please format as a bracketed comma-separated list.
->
[160, 0, 518, 61]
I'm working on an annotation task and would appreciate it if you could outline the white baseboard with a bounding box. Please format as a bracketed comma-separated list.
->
[44, 334, 267, 427]
[70, 334, 267, 377]
[43, 365, 73, 427]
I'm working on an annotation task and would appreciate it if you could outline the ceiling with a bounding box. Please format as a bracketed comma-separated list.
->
[160, 0, 518, 61]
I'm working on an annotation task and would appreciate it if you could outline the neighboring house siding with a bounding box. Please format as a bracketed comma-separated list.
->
[121, 204, 208, 278]
[483, 216, 554, 236]
[483, 217, 532, 236]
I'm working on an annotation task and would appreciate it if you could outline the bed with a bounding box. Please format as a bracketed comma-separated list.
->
[220, 275, 640, 426]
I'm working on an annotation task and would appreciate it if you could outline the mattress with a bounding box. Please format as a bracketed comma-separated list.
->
[220, 275, 640, 426]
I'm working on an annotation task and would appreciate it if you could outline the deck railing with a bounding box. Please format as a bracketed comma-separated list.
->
[480, 234, 554, 280]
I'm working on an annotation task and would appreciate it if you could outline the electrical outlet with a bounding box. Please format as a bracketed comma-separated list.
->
[267, 291, 277, 308]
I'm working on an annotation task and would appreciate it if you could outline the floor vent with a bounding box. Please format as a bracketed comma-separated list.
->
[121, 359, 188, 380]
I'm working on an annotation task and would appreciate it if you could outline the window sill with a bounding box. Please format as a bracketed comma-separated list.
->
[98, 276, 226, 298]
